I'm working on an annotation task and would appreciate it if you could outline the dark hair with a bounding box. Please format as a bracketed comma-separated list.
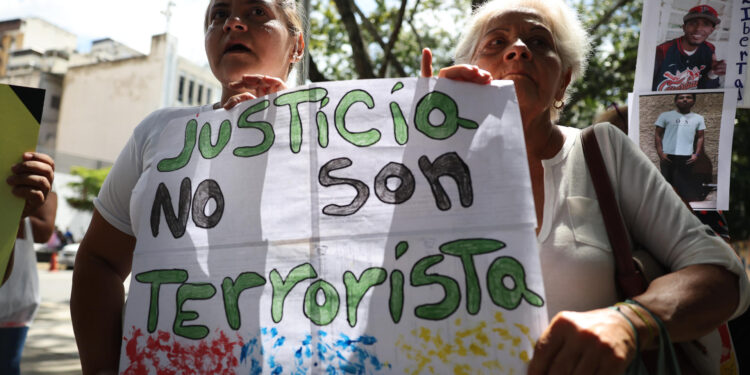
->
[674, 93, 697, 102]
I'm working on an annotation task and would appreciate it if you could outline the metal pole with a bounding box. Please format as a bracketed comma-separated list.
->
[297, 0, 311, 86]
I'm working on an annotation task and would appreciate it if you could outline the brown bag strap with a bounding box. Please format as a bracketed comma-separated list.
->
[580, 126, 648, 298]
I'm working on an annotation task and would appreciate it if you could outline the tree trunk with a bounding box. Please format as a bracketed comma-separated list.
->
[309, 57, 328, 82]
[352, 1, 406, 77]
[333, 0, 376, 78]
[379, 0, 409, 77]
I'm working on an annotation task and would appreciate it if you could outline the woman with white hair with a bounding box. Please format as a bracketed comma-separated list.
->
[422, 0, 748, 373]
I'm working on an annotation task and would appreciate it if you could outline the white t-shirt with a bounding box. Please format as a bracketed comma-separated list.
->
[94, 104, 214, 236]
[654, 110, 706, 156]
[537, 123, 747, 317]
[95, 112, 749, 319]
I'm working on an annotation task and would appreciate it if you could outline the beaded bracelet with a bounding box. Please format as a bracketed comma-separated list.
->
[615, 301, 657, 342]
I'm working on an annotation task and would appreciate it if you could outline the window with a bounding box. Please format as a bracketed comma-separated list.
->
[206, 88, 212, 104]
[188, 80, 194, 105]
[177, 76, 185, 102]
[197, 84, 203, 104]
[50, 95, 60, 109]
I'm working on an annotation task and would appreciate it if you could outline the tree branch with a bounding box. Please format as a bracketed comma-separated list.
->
[308, 55, 328, 82]
[351, 1, 406, 77]
[588, 0, 630, 36]
[564, 0, 631, 112]
[378, 0, 408, 77]
[333, 0, 375, 78]
[407, 0, 424, 51]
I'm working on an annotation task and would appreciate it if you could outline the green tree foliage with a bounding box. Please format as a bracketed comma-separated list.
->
[726, 109, 750, 240]
[562, 0, 642, 127]
[66, 166, 111, 211]
[308, 0, 469, 81]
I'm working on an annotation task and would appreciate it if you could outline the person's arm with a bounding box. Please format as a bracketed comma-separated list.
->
[654, 126, 670, 162]
[16, 191, 58, 243]
[529, 264, 738, 375]
[70, 209, 135, 375]
[652, 47, 666, 91]
[687, 130, 704, 165]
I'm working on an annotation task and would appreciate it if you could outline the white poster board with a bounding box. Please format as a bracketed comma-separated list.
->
[119, 78, 547, 374]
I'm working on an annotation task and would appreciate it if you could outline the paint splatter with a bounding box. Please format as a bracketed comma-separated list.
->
[122, 327, 245, 375]
[395, 314, 534, 374]
[240, 328, 391, 374]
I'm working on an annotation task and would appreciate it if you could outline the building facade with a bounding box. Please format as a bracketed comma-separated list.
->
[1, 17, 220, 239]
[0, 17, 220, 170]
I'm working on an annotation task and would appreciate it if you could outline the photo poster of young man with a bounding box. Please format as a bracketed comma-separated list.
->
[632, 91, 736, 210]
[633, 0, 747, 100]
[629, 0, 746, 210]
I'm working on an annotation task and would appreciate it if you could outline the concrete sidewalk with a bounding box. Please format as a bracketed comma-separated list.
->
[21, 301, 80, 374]
[20, 265, 81, 374]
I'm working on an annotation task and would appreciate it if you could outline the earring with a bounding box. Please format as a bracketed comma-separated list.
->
[553, 100, 564, 110]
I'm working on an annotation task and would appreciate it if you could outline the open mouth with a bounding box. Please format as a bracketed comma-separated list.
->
[224, 43, 252, 54]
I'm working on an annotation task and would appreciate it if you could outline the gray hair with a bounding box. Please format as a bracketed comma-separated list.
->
[454, 0, 590, 121]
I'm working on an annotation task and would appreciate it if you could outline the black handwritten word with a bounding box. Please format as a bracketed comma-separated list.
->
[737, 3, 750, 101]
[135, 238, 544, 340]
[319, 152, 472, 216]
[151, 178, 224, 238]
[156, 83, 479, 172]
[151, 153, 474, 236]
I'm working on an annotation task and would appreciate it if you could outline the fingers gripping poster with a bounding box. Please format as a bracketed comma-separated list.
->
[121, 78, 546, 374]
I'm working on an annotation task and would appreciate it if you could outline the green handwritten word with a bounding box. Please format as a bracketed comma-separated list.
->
[135, 238, 543, 340]
[156, 85, 479, 170]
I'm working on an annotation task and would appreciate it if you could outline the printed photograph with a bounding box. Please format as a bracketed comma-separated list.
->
[638, 91, 724, 208]
[636, 0, 734, 92]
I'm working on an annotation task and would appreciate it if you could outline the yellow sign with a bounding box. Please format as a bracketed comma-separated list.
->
[0, 84, 43, 282]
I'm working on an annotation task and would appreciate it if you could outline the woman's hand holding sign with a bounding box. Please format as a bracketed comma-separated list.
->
[420, 48, 493, 84]
[6, 152, 55, 218]
[222, 74, 288, 110]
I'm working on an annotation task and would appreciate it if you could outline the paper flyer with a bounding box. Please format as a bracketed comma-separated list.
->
[0, 84, 44, 283]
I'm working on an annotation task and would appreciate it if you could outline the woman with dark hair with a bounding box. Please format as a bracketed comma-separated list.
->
[70, 1, 307, 372]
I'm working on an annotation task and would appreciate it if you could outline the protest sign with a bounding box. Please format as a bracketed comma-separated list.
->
[119, 78, 546, 374]
[0, 84, 43, 282]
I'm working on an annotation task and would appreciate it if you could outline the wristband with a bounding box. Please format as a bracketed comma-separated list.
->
[616, 301, 657, 343]
[609, 305, 640, 351]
